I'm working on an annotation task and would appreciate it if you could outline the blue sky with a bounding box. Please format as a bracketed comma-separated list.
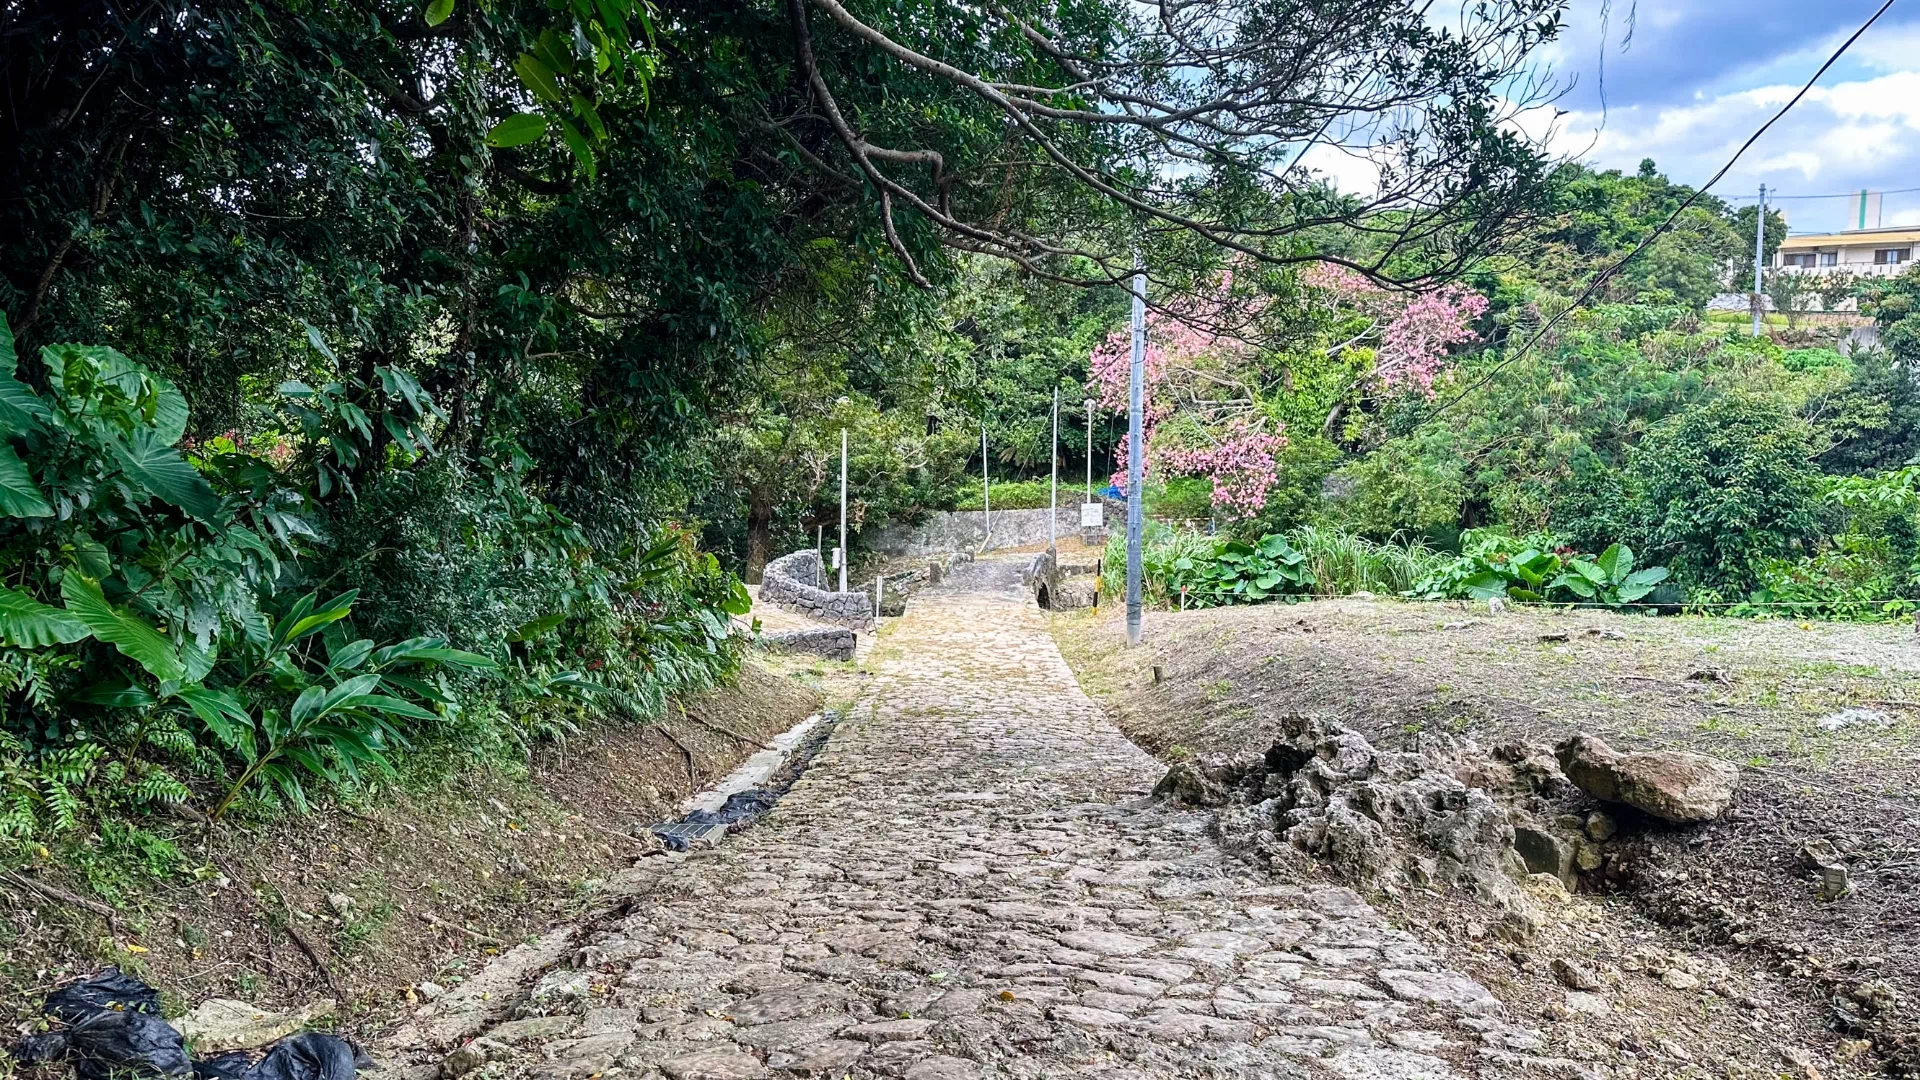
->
[1534, 0, 1920, 233]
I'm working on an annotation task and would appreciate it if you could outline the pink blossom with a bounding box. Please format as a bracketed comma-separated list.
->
[1373, 284, 1488, 396]
[1159, 418, 1289, 515]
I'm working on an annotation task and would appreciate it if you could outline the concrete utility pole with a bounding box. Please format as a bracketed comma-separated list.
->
[980, 419, 990, 551]
[1049, 387, 1059, 551]
[1084, 398, 1095, 503]
[1752, 183, 1768, 337]
[838, 427, 848, 593]
[1126, 260, 1146, 646]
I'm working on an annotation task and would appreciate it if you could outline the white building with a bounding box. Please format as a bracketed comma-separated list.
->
[1776, 226, 1917, 277]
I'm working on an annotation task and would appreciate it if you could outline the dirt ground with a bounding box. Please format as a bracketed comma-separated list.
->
[1053, 597, 1920, 1078]
[0, 661, 821, 1043]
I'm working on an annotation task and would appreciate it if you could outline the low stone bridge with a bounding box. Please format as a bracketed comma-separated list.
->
[1022, 547, 1101, 611]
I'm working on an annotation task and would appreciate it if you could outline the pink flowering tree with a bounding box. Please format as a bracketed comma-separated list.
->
[1304, 266, 1489, 397]
[1088, 280, 1285, 517]
[1090, 267, 1490, 519]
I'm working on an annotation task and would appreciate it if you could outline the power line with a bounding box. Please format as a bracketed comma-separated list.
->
[1416, 0, 1901, 429]
[1728, 184, 1920, 202]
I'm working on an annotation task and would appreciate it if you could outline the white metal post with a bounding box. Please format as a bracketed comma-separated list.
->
[1752, 184, 1767, 337]
[1049, 387, 1059, 551]
[1084, 397, 1095, 503]
[980, 420, 990, 551]
[1126, 261, 1146, 646]
[838, 427, 848, 593]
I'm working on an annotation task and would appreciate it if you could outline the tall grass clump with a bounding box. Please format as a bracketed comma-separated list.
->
[1288, 525, 1445, 596]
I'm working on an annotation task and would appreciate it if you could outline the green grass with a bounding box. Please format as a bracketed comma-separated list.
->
[1289, 525, 1446, 596]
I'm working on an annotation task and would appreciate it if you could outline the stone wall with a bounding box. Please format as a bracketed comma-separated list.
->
[759, 549, 874, 630]
[861, 500, 1121, 558]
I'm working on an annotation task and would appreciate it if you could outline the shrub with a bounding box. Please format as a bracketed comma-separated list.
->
[1625, 393, 1821, 594]
[1410, 530, 1669, 606]
[0, 317, 747, 836]
[952, 478, 1058, 511]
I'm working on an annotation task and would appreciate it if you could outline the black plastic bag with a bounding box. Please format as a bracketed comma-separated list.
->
[13, 970, 362, 1080]
[44, 969, 163, 1023]
[243, 1034, 369, 1080]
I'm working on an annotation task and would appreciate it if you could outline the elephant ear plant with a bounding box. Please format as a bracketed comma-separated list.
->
[1413, 530, 1670, 607]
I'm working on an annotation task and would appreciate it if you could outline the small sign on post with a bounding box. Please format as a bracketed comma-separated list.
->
[1080, 502, 1105, 528]
[830, 547, 843, 570]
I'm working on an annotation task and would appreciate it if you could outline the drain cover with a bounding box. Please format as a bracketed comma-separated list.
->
[650, 821, 729, 847]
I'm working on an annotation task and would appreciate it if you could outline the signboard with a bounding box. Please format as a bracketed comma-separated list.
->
[1080, 502, 1105, 528]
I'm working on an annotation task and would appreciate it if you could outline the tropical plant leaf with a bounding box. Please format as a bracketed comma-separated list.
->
[0, 445, 51, 518]
[175, 687, 254, 756]
[0, 371, 50, 433]
[1595, 543, 1632, 582]
[0, 585, 91, 647]
[60, 575, 186, 682]
[109, 429, 224, 522]
[486, 113, 550, 148]
[424, 0, 455, 25]
[509, 611, 567, 642]
[371, 637, 498, 670]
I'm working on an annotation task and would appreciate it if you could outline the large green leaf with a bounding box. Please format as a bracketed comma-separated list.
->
[109, 429, 224, 522]
[0, 445, 51, 518]
[1461, 570, 1510, 601]
[371, 636, 498, 670]
[424, 0, 455, 25]
[0, 312, 13, 374]
[0, 371, 51, 433]
[176, 687, 255, 757]
[60, 575, 186, 682]
[1595, 543, 1633, 583]
[486, 113, 550, 148]
[1616, 566, 1671, 603]
[0, 585, 90, 647]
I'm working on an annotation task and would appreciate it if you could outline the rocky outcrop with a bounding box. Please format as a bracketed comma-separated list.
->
[759, 550, 873, 630]
[1554, 733, 1738, 823]
[1160, 716, 1536, 919]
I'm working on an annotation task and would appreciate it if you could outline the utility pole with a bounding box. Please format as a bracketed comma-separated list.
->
[1752, 183, 1767, 337]
[838, 427, 848, 593]
[980, 419, 990, 551]
[1049, 387, 1059, 552]
[1084, 398, 1095, 503]
[1126, 259, 1146, 646]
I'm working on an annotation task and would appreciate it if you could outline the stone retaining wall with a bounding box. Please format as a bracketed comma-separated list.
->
[861, 500, 1121, 558]
[759, 550, 874, 630]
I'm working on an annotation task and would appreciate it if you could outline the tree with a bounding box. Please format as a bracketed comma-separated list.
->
[1764, 269, 1811, 329]
[763, 0, 1566, 291]
[1626, 393, 1821, 594]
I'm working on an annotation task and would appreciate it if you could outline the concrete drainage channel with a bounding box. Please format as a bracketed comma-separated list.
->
[648, 709, 838, 849]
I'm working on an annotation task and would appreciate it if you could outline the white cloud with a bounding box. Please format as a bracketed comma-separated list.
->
[1540, 69, 1920, 232]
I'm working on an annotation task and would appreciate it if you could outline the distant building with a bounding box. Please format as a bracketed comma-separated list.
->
[1776, 226, 1917, 277]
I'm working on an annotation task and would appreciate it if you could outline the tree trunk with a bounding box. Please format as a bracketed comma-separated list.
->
[744, 490, 774, 584]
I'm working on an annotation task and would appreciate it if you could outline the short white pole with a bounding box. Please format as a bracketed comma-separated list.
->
[838, 427, 848, 593]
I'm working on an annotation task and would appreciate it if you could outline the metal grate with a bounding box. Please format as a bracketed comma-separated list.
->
[650, 821, 729, 846]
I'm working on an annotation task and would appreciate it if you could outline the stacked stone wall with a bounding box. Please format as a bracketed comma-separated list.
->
[759, 550, 874, 630]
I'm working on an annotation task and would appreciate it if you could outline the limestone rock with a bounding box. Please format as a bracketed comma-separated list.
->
[173, 998, 335, 1053]
[1185, 715, 1533, 916]
[1551, 958, 1602, 991]
[1555, 733, 1738, 823]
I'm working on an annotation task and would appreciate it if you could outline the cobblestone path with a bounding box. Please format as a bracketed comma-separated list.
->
[388, 558, 1570, 1080]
